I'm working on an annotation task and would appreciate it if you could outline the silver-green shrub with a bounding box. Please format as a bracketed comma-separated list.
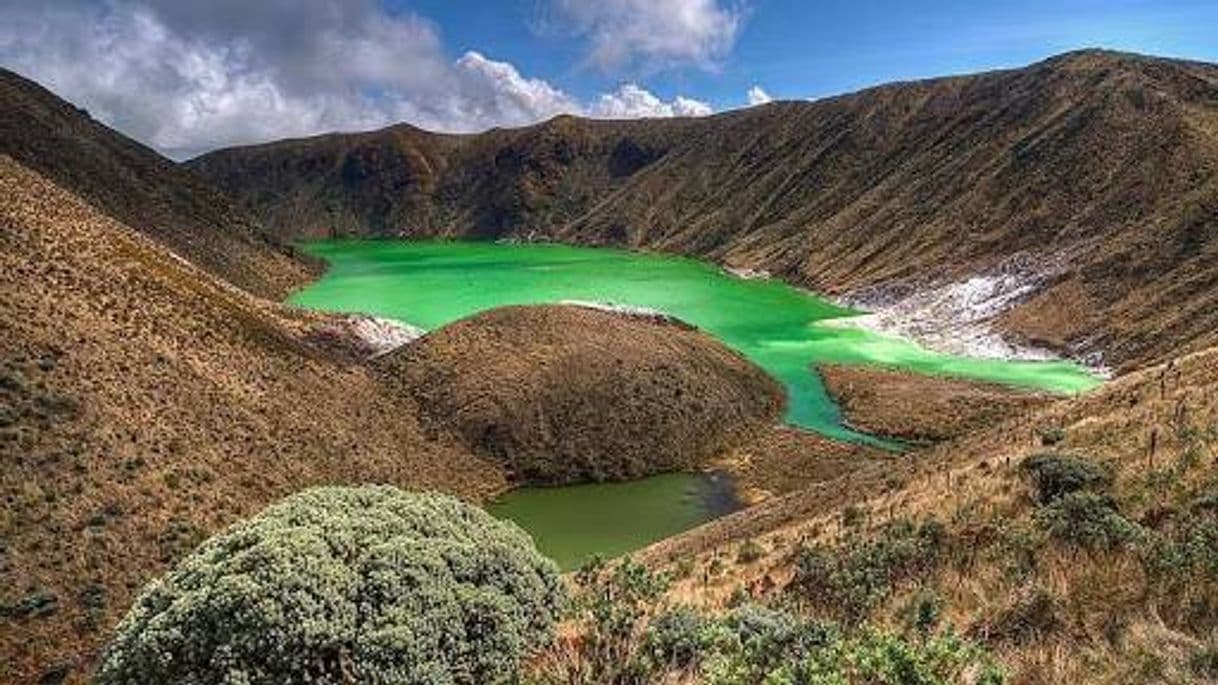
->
[95, 486, 564, 685]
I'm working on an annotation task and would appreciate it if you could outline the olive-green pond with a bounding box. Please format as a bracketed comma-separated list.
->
[291, 240, 1101, 568]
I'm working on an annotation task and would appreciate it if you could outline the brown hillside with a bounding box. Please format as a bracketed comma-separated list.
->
[190, 50, 1218, 370]
[641, 330, 1218, 684]
[381, 305, 785, 484]
[0, 154, 507, 683]
[186, 115, 695, 241]
[0, 68, 314, 298]
[819, 364, 1053, 443]
[1, 152, 841, 681]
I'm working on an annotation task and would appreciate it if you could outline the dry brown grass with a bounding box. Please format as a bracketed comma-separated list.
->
[1, 154, 843, 683]
[818, 364, 1053, 444]
[0, 68, 315, 300]
[379, 305, 785, 484]
[0, 155, 507, 683]
[638, 341, 1218, 683]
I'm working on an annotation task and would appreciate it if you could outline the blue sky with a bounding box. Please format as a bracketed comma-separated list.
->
[1, 0, 1215, 157]
[406, 0, 1218, 107]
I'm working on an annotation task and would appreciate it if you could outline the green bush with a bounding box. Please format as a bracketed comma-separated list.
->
[1036, 426, 1065, 447]
[1035, 492, 1145, 550]
[1143, 520, 1218, 578]
[736, 539, 766, 564]
[906, 591, 943, 636]
[1021, 452, 1112, 504]
[641, 604, 839, 682]
[1190, 644, 1218, 679]
[643, 606, 711, 669]
[714, 604, 837, 677]
[95, 486, 564, 685]
[791, 519, 945, 623]
[550, 556, 671, 684]
[640, 605, 1003, 685]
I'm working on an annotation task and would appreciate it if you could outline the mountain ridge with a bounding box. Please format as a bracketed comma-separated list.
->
[0, 68, 316, 298]
[188, 49, 1218, 371]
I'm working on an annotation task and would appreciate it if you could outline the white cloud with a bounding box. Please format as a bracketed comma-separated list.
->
[0, 1, 716, 158]
[552, 0, 743, 71]
[452, 51, 580, 126]
[591, 83, 712, 118]
[746, 85, 772, 106]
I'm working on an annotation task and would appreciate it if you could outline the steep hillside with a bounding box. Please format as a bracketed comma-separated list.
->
[0, 68, 314, 298]
[0, 154, 508, 682]
[191, 50, 1218, 370]
[188, 115, 696, 241]
[637, 329, 1218, 684]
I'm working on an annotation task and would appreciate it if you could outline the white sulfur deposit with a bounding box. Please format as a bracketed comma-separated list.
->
[347, 315, 425, 357]
[833, 256, 1106, 374]
[560, 300, 675, 321]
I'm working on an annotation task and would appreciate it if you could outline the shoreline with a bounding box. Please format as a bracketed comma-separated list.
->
[829, 263, 1112, 378]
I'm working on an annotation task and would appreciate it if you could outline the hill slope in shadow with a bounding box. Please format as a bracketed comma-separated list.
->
[0, 68, 315, 298]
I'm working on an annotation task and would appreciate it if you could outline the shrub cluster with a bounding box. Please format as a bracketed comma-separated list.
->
[560, 556, 672, 683]
[1020, 452, 1112, 504]
[529, 537, 1002, 684]
[791, 518, 945, 623]
[1034, 491, 1145, 550]
[642, 604, 1004, 685]
[1145, 510, 1218, 579]
[1140, 497, 1218, 626]
[735, 539, 766, 565]
[95, 486, 565, 685]
[1036, 426, 1065, 447]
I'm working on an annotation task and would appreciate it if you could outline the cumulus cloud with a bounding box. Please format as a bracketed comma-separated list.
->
[551, 0, 743, 71]
[591, 83, 712, 118]
[0, 0, 715, 159]
[452, 51, 580, 125]
[746, 85, 772, 106]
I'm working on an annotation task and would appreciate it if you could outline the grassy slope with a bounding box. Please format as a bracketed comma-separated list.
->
[4, 50, 1217, 684]
[379, 304, 785, 484]
[1, 153, 817, 682]
[0, 68, 316, 299]
[641, 340, 1218, 683]
[0, 155, 507, 683]
[818, 364, 1053, 444]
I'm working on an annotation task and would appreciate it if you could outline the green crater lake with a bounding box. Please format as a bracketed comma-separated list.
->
[291, 239, 1101, 568]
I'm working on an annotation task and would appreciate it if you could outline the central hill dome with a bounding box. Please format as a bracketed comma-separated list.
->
[377, 304, 785, 484]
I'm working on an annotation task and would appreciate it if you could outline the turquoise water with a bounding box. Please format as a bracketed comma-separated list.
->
[290, 240, 1101, 444]
[288, 239, 1102, 566]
